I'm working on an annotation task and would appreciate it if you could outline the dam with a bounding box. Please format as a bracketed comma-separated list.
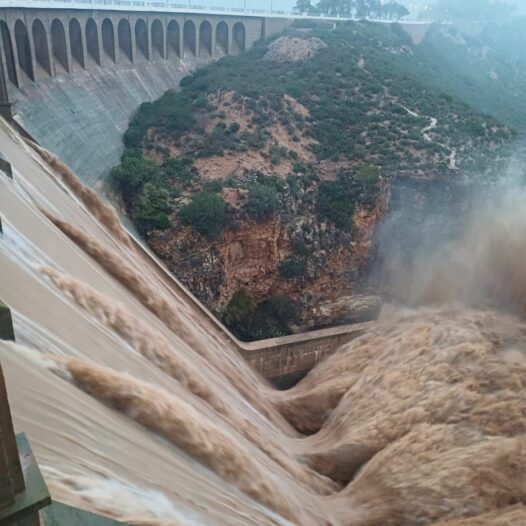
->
[2, 6, 525, 525]
[0, 2, 430, 182]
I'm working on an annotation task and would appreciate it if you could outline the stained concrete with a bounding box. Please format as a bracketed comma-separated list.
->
[10, 58, 202, 185]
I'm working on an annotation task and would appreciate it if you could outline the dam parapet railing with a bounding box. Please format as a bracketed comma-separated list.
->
[1, 1, 431, 23]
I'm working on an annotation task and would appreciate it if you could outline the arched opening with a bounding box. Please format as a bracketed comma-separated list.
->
[216, 21, 228, 55]
[69, 18, 84, 68]
[183, 20, 196, 58]
[118, 19, 132, 62]
[199, 21, 212, 58]
[32, 19, 51, 76]
[0, 22, 18, 86]
[51, 19, 68, 73]
[135, 19, 149, 60]
[85, 18, 100, 66]
[101, 18, 116, 63]
[14, 20, 34, 81]
[167, 20, 180, 60]
[151, 19, 164, 59]
[232, 22, 245, 54]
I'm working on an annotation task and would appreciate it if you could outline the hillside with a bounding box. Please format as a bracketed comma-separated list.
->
[405, 19, 526, 133]
[112, 21, 519, 341]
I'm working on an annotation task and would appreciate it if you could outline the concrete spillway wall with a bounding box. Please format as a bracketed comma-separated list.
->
[11, 57, 200, 185]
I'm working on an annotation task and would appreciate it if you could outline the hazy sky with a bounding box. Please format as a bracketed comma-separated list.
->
[187, 0, 526, 17]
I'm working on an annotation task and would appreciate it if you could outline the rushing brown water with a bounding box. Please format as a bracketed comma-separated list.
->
[2, 118, 526, 525]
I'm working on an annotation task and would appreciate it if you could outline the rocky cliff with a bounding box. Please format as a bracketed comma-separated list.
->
[112, 24, 519, 340]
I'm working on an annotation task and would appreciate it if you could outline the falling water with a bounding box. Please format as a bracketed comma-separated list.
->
[2, 117, 526, 525]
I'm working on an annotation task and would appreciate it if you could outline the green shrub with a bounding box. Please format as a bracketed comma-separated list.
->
[246, 183, 279, 220]
[222, 291, 299, 341]
[163, 156, 195, 187]
[179, 192, 227, 236]
[279, 256, 307, 279]
[355, 164, 381, 185]
[203, 180, 224, 193]
[317, 180, 355, 229]
[134, 183, 172, 232]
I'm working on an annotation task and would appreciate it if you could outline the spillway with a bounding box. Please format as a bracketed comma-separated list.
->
[2, 115, 526, 525]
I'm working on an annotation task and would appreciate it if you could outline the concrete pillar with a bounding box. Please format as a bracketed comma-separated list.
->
[178, 22, 184, 60]
[210, 22, 216, 58]
[7, 20, 24, 88]
[96, 19, 104, 67]
[195, 21, 200, 58]
[44, 17, 56, 77]
[62, 20, 73, 73]
[227, 23, 233, 56]
[129, 18, 136, 64]
[162, 18, 167, 60]
[0, 37, 12, 120]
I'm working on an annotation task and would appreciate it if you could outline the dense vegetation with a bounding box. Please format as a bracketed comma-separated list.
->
[401, 21, 526, 134]
[112, 21, 520, 341]
[295, 0, 409, 19]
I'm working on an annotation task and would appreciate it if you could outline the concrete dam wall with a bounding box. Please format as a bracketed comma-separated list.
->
[0, 7, 290, 183]
[12, 57, 198, 185]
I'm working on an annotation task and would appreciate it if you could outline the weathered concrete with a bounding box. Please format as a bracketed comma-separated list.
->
[0, 434, 51, 525]
[243, 322, 370, 386]
[12, 57, 198, 185]
[0, 8, 294, 182]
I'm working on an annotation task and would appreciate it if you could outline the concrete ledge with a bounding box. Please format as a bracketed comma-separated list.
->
[42, 502, 125, 526]
[0, 434, 51, 525]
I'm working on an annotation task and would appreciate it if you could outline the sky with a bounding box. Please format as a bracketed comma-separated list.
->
[186, 0, 526, 18]
[188, 0, 421, 15]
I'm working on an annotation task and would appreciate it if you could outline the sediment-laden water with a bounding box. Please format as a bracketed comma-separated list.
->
[1, 118, 526, 525]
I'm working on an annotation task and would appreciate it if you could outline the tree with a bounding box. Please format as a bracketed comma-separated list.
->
[179, 192, 227, 236]
[383, 1, 410, 20]
[295, 0, 314, 13]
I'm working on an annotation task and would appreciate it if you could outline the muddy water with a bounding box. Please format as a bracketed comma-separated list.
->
[2, 118, 526, 525]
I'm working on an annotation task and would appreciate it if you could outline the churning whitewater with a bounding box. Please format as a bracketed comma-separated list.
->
[2, 116, 526, 525]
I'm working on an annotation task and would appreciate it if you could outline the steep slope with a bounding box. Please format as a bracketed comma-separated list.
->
[112, 22, 519, 340]
[405, 20, 526, 133]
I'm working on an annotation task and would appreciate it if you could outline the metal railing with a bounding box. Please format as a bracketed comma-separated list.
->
[2, 0, 429, 22]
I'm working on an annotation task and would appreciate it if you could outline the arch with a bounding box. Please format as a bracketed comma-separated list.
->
[101, 18, 116, 63]
[118, 19, 132, 62]
[14, 20, 33, 81]
[232, 22, 245, 54]
[183, 20, 196, 57]
[151, 19, 164, 59]
[135, 19, 149, 60]
[0, 22, 17, 86]
[69, 18, 84, 68]
[51, 19, 68, 73]
[199, 20, 212, 58]
[166, 20, 180, 59]
[85, 18, 100, 65]
[32, 19, 51, 76]
[216, 21, 228, 55]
